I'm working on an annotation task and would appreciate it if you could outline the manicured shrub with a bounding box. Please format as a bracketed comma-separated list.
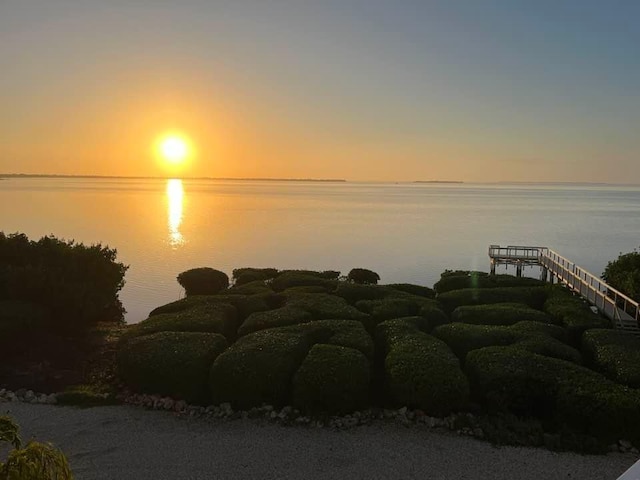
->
[333, 283, 397, 304]
[419, 305, 450, 328]
[543, 288, 611, 343]
[177, 267, 229, 296]
[433, 321, 579, 363]
[582, 329, 640, 388]
[118, 331, 228, 404]
[232, 267, 279, 286]
[285, 293, 369, 321]
[434, 273, 543, 295]
[376, 318, 469, 416]
[385, 283, 435, 299]
[0, 232, 128, 331]
[347, 268, 380, 285]
[270, 272, 337, 292]
[452, 303, 554, 326]
[225, 280, 274, 295]
[293, 344, 371, 414]
[238, 306, 313, 336]
[356, 298, 420, 329]
[149, 293, 278, 321]
[283, 286, 329, 294]
[124, 303, 239, 341]
[210, 329, 314, 408]
[281, 319, 375, 360]
[465, 346, 640, 443]
[437, 286, 549, 314]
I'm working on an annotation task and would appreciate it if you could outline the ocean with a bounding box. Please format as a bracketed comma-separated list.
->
[2, 177, 639, 323]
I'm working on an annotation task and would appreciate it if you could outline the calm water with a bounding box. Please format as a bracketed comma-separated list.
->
[2, 178, 640, 323]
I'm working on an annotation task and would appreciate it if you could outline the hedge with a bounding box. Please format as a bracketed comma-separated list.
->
[434, 273, 544, 294]
[293, 344, 370, 414]
[437, 286, 549, 314]
[356, 298, 420, 330]
[123, 303, 239, 341]
[232, 268, 279, 286]
[451, 303, 553, 326]
[347, 268, 380, 285]
[582, 329, 640, 388]
[270, 272, 338, 292]
[385, 283, 435, 298]
[149, 293, 279, 321]
[465, 346, 640, 443]
[433, 321, 580, 364]
[333, 283, 397, 304]
[238, 306, 313, 336]
[284, 293, 369, 321]
[225, 280, 274, 296]
[117, 331, 228, 404]
[376, 318, 469, 416]
[177, 268, 229, 296]
[543, 289, 611, 343]
[209, 329, 314, 408]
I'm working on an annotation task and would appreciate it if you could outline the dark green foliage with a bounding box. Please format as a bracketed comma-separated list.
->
[602, 249, 640, 302]
[385, 283, 435, 298]
[433, 321, 580, 364]
[225, 280, 274, 295]
[210, 330, 314, 408]
[56, 385, 116, 407]
[582, 329, 640, 388]
[283, 286, 329, 294]
[238, 306, 313, 336]
[419, 305, 449, 328]
[124, 303, 239, 340]
[543, 288, 611, 343]
[293, 344, 371, 414]
[232, 268, 279, 286]
[333, 283, 396, 304]
[376, 318, 469, 416]
[465, 346, 640, 443]
[437, 286, 549, 314]
[452, 303, 553, 326]
[118, 331, 228, 404]
[356, 298, 420, 330]
[149, 293, 278, 321]
[270, 272, 338, 292]
[177, 267, 229, 296]
[0, 232, 128, 332]
[0, 301, 49, 356]
[434, 272, 543, 294]
[347, 268, 380, 285]
[280, 319, 375, 360]
[285, 293, 369, 321]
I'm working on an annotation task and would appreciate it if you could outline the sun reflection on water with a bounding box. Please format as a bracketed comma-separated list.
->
[166, 179, 185, 247]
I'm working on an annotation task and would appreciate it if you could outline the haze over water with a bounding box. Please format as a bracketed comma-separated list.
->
[2, 177, 639, 323]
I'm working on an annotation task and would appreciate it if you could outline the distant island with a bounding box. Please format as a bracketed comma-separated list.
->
[0, 173, 346, 183]
[413, 180, 464, 184]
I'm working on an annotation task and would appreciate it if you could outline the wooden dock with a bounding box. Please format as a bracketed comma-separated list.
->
[489, 245, 640, 332]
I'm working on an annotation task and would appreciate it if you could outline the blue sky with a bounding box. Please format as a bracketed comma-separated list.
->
[1, 0, 638, 181]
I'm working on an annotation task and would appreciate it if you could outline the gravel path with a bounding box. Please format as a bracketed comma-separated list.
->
[1, 403, 636, 480]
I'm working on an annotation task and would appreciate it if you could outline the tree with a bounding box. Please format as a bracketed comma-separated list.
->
[602, 249, 640, 302]
[347, 268, 380, 285]
[0, 416, 73, 479]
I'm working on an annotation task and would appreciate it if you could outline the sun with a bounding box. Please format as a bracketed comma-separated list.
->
[158, 135, 189, 164]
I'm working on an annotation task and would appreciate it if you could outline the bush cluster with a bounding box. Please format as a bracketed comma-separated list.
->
[177, 268, 229, 296]
[0, 232, 128, 332]
[465, 346, 640, 444]
[232, 267, 279, 286]
[582, 329, 640, 388]
[270, 271, 337, 292]
[376, 318, 469, 416]
[347, 268, 380, 285]
[451, 303, 553, 326]
[437, 286, 549, 313]
[434, 271, 543, 294]
[543, 288, 611, 343]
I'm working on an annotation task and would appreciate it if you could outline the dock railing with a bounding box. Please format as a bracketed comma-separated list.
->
[489, 245, 640, 331]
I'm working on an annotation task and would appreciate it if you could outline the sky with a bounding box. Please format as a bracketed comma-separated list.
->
[1, 0, 639, 182]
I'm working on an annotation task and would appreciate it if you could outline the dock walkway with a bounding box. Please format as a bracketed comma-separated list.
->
[488, 245, 639, 332]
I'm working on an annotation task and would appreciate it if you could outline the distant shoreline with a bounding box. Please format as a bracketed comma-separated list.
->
[0, 174, 346, 183]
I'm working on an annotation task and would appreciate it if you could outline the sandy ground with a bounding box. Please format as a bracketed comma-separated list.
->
[0, 403, 636, 480]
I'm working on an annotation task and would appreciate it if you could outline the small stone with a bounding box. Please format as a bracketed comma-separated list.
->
[15, 389, 26, 400]
[397, 406, 408, 416]
[163, 398, 174, 410]
[174, 400, 187, 412]
[270, 411, 277, 419]
[46, 394, 57, 405]
[619, 440, 633, 451]
[473, 428, 484, 438]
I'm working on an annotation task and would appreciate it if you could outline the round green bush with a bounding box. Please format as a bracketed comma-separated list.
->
[437, 286, 549, 314]
[284, 292, 369, 321]
[177, 267, 229, 296]
[124, 303, 239, 341]
[117, 331, 228, 404]
[270, 272, 337, 292]
[452, 303, 553, 326]
[210, 330, 314, 408]
[232, 267, 279, 286]
[333, 283, 397, 304]
[293, 344, 371, 414]
[385, 283, 435, 298]
[434, 273, 543, 294]
[347, 268, 380, 285]
[543, 289, 611, 344]
[582, 329, 640, 388]
[238, 306, 313, 336]
[149, 293, 279, 321]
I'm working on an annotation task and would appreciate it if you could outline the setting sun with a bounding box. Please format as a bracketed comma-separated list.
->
[158, 135, 189, 164]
